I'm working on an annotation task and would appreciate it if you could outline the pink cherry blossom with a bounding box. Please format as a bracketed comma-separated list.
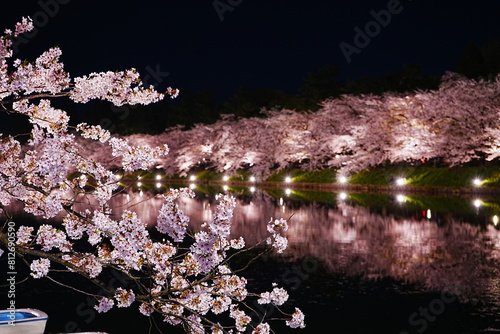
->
[258, 284, 289, 306]
[115, 287, 135, 308]
[252, 323, 271, 334]
[95, 297, 114, 313]
[286, 308, 306, 329]
[30, 258, 50, 278]
[16, 226, 34, 245]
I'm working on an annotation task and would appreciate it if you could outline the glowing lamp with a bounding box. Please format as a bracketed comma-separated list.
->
[285, 176, 292, 183]
[223, 175, 229, 181]
[473, 178, 482, 186]
[338, 176, 348, 184]
[249, 176, 256, 182]
[396, 194, 406, 203]
[189, 175, 196, 181]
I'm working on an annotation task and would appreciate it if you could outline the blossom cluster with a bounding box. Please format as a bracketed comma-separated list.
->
[35, 224, 72, 252]
[258, 283, 289, 306]
[266, 218, 289, 253]
[76, 123, 111, 143]
[70, 69, 164, 106]
[109, 137, 169, 171]
[190, 194, 241, 273]
[30, 258, 51, 278]
[156, 188, 194, 242]
[13, 99, 70, 133]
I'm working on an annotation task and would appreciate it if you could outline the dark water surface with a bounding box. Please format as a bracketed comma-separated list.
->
[3, 186, 500, 333]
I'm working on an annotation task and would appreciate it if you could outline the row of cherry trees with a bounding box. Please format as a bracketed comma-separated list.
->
[79, 72, 500, 178]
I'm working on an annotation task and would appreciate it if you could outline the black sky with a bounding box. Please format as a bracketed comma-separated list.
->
[1, 0, 500, 101]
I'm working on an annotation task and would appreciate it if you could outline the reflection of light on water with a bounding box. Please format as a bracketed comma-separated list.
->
[339, 192, 347, 200]
[279, 197, 283, 206]
[493, 215, 499, 226]
[285, 189, 291, 196]
[189, 183, 196, 189]
[202, 202, 212, 222]
[427, 209, 432, 219]
[474, 199, 482, 208]
[223, 185, 228, 191]
[250, 187, 255, 193]
[396, 194, 406, 203]
[237, 202, 261, 222]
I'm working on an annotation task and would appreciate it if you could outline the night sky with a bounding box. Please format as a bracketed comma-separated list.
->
[1, 0, 500, 101]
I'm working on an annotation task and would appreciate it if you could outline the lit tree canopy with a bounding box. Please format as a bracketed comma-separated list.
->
[114, 72, 500, 176]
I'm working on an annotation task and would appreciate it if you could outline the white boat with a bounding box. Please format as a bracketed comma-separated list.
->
[0, 308, 48, 334]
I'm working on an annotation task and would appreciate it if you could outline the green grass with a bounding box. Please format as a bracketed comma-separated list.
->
[138, 164, 500, 189]
[292, 169, 336, 183]
[264, 169, 336, 183]
[347, 166, 500, 188]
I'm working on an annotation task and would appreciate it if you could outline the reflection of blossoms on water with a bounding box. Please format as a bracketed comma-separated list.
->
[8, 188, 500, 300]
[283, 200, 500, 300]
[93, 189, 500, 300]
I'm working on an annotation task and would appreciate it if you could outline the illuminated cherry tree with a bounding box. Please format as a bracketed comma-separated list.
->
[0, 18, 305, 333]
[127, 72, 500, 176]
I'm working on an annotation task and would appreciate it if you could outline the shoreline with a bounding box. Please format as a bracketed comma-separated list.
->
[131, 178, 500, 198]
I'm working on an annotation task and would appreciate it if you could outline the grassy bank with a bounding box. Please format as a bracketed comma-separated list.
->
[346, 165, 500, 188]
[146, 165, 500, 189]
